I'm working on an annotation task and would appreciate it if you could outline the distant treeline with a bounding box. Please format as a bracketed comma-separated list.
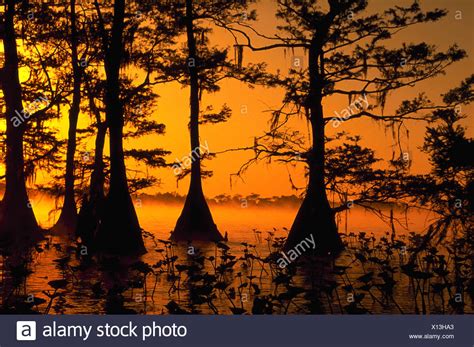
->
[134, 192, 303, 207]
[131, 192, 406, 210]
[0, 182, 409, 210]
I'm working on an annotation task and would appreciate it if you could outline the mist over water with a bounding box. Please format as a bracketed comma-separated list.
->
[31, 193, 435, 243]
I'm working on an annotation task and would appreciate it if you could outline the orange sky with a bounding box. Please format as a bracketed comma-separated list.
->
[7, 0, 474, 197]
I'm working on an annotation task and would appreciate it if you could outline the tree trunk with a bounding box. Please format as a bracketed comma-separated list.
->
[285, 37, 343, 255]
[76, 121, 106, 247]
[76, 78, 107, 244]
[52, 0, 81, 234]
[95, 0, 145, 254]
[170, 0, 223, 242]
[0, 0, 40, 247]
[89, 122, 107, 204]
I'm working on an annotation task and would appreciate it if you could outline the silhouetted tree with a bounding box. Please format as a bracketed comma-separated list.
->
[92, 0, 177, 254]
[0, 0, 62, 245]
[51, 0, 85, 234]
[170, 0, 263, 241]
[75, 75, 108, 247]
[227, 0, 466, 254]
[406, 75, 473, 249]
[90, 0, 144, 254]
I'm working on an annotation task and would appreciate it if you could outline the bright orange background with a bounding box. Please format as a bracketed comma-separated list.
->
[4, 0, 474, 198]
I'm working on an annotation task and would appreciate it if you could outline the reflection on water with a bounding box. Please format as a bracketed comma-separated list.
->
[1, 196, 471, 315]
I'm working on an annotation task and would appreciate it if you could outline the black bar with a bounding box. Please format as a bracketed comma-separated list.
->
[2, 315, 473, 347]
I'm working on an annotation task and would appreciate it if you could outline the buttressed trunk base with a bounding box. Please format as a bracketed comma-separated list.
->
[0, 192, 40, 248]
[95, 189, 146, 255]
[171, 180, 223, 242]
[51, 198, 78, 235]
[0, 138, 40, 247]
[285, 190, 344, 255]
